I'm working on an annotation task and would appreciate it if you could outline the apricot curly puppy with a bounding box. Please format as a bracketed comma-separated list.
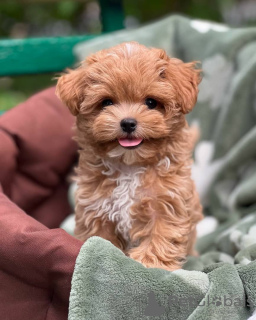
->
[56, 42, 203, 271]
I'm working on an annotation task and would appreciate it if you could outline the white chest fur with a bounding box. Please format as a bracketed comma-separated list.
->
[99, 160, 145, 240]
[77, 160, 146, 240]
[77, 157, 171, 241]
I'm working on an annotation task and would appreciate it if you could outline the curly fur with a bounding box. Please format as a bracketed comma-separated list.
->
[56, 42, 203, 271]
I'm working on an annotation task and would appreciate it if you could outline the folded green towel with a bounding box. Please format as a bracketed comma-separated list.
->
[69, 237, 254, 320]
[69, 237, 210, 320]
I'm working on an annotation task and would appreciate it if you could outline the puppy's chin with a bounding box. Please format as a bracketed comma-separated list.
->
[107, 145, 137, 165]
[104, 139, 165, 165]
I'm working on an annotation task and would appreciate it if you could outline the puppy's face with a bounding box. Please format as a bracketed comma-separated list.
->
[56, 42, 201, 165]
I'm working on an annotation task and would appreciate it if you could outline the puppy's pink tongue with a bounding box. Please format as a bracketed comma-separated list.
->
[118, 138, 143, 147]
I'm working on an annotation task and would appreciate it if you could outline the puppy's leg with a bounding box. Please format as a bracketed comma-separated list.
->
[75, 209, 126, 250]
[128, 197, 192, 271]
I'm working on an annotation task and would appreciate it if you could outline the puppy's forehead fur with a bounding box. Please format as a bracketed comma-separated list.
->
[106, 42, 146, 58]
[82, 42, 171, 103]
[56, 41, 201, 116]
[86, 42, 166, 64]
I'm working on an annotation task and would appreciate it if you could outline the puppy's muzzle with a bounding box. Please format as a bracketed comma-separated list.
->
[120, 118, 137, 133]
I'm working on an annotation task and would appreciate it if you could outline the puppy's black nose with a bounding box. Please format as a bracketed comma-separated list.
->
[120, 118, 137, 133]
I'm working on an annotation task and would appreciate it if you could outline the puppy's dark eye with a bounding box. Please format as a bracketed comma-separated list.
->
[102, 99, 113, 107]
[145, 98, 158, 109]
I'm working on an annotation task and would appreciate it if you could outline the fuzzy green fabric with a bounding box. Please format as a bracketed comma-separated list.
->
[69, 15, 256, 319]
[69, 237, 255, 320]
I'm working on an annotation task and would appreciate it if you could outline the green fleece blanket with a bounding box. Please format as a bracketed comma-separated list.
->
[68, 15, 256, 320]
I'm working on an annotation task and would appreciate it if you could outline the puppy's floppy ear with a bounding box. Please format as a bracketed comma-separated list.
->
[168, 59, 201, 114]
[56, 67, 86, 116]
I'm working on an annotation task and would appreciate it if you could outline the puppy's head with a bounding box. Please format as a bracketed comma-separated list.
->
[56, 42, 201, 165]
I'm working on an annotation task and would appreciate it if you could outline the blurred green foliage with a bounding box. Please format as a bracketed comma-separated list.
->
[124, 0, 222, 25]
[0, 0, 101, 111]
[0, 1, 93, 37]
[0, 74, 54, 111]
[0, 91, 26, 113]
[1, 0, 255, 112]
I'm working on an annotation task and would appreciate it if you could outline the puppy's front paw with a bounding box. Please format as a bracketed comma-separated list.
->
[128, 249, 180, 271]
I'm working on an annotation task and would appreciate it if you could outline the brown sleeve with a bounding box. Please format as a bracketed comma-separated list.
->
[0, 87, 77, 227]
[0, 191, 82, 320]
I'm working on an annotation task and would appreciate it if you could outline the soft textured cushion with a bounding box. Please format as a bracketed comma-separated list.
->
[0, 87, 82, 319]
